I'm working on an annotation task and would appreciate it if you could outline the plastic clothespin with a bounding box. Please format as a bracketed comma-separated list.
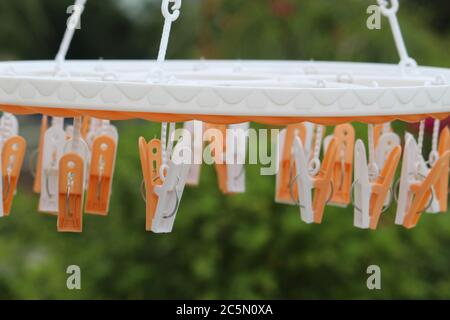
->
[396, 137, 450, 229]
[1, 136, 26, 215]
[323, 124, 355, 207]
[85, 121, 118, 215]
[225, 123, 249, 194]
[139, 138, 163, 231]
[434, 127, 450, 212]
[150, 142, 190, 233]
[33, 115, 48, 193]
[205, 123, 248, 194]
[293, 136, 337, 224]
[57, 118, 89, 232]
[39, 117, 66, 214]
[275, 123, 307, 204]
[57, 153, 84, 232]
[184, 121, 203, 186]
[353, 140, 401, 230]
[204, 123, 228, 193]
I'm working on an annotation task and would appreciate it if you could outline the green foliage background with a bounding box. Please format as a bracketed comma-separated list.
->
[0, 0, 449, 299]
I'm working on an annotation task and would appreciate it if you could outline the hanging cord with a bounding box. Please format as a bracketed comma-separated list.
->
[377, 0, 417, 68]
[428, 119, 440, 166]
[417, 120, 425, 159]
[308, 125, 323, 176]
[156, 0, 182, 180]
[368, 124, 379, 181]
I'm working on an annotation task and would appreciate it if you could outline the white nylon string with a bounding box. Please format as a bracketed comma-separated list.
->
[417, 120, 425, 158]
[429, 119, 440, 166]
[308, 125, 323, 176]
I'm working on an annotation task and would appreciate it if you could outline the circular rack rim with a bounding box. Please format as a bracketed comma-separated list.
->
[0, 59, 449, 125]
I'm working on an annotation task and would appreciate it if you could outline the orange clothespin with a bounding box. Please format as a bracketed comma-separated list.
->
[353, 139, 401, 230]
[57, 117, 89, 232]
[57, 153, 84, 232]
[324, 124, 355, 207]
[139, 138, 163, 231]
[400, 145, 450, 229]
[275, 123, 307, 204]
[85, 135, 117, 215]
[293, 136, 337, 223]
[33, 115, 48, 193]
[1, 136, 26, 215]
[434, 127, 450, 212]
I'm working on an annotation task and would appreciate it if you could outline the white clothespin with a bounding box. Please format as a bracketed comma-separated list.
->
[39, 117, 66, 213]
[184, 120, 203, 186]
[151, 141, 190, 233]
[225, 123, 249, 193]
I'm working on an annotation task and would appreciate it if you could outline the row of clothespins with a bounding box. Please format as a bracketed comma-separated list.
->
[139, 120, 449, 233]
[1, 114, 448, 233]
[0, 114, 118, 232]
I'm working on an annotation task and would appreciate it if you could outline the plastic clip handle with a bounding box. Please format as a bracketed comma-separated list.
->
[57, 153, 84, 232]
[403, 151, 450, 229]
[312, 137, 337, 223]
[276, 124, 306, 204]
[369, 145, 402, 230]
[33, 116, 48, 193]
[434, 127, 450, 212]
[139, 138, 162, 231]
[85, 135, 117, 215]
[330, 124, 355, 206]
[2, 136, 26, 215]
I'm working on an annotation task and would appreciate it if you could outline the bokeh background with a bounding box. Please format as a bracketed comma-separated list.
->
[0, 0, 449, 299]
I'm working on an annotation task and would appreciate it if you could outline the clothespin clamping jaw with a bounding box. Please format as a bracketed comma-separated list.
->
[275, 123, 308, 204]
[57, 118, 89, 232]
[353, 140, 401, 229]
[292, 136, 337, 224]
[39, 117, 66, 214]
[323, 124, 355, 207]
[85, 121, 118, 215]
[395, 134, 450, 229]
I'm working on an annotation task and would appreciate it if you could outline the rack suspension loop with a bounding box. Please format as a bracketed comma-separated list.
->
[377, 0, 417, 68]
[55, 0, 87, 70]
